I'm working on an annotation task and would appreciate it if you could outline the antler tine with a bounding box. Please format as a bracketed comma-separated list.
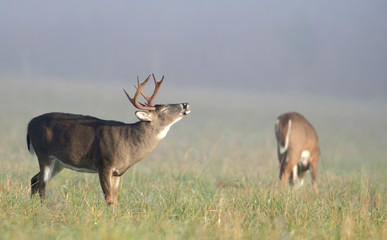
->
[147, 73, 164, 106]
[135, 76, 151, 103]
[123, 75, 155, 111]
[133, 74, 164, 107]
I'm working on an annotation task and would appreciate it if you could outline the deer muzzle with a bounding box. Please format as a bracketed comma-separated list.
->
[182, 103, 190, 115]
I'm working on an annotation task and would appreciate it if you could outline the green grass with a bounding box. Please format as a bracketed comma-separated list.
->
[0, 79, 386, 239]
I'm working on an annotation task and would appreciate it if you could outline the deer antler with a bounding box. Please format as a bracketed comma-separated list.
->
[123, 75, 155, 111]
[123, 74, 164, 111]
[135, 73, 164, 107]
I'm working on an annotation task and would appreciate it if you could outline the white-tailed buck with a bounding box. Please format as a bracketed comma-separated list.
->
[275, 112, 320, 192]
[27, 74, 190, 205]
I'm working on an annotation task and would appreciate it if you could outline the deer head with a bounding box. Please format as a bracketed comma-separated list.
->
[123, 74, 190, 127]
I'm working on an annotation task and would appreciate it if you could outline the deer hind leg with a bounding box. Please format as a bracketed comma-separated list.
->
[32, 156, 63, 200]
[295, 150, 311, 189]
[291, 165, 301, 188]
[310, 155, 319, 193]
[298, 165, 309, 187]
[31, 155, 50, 199]
[281, 149, 302, 187]
[31, 172, 41, 196]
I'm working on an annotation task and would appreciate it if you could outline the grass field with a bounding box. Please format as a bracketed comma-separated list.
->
[1, 79, 386, 239]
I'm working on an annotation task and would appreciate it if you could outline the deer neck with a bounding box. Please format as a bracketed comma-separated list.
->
[122, 121, 162, 160]
[134, 117, 181, 140]
[121, 118, 181, 162]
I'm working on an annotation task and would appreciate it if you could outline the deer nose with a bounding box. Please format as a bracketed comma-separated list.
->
[182, 103, 190, 115]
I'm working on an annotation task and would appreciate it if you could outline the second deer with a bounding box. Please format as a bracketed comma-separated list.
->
[275, 112, 320, 192]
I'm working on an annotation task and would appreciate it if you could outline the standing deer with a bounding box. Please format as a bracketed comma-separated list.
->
[27, 74, 190, 205]
[275, 112, 320, 192]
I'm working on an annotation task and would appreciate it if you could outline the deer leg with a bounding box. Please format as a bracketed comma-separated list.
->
[31, 156, 51, 200]
[31, 172, 41, 196]
[298, 166, 308, 187]
[281, 149, 301, 186]
[291, 164, 298, 186]
[310, 156, 319, 193]
[279, 151, 288, 180]
[30, 171, 47, 199]
[33, 156, 64, 200]
[111, 176, 121, 205]
[98, 169, 116, 205]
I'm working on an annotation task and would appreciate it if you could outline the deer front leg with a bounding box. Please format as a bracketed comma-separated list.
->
[111, 176, 120, 204]
[98, 169, 118, 205]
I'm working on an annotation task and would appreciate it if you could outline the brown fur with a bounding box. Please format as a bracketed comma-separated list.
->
[275, 112, 320, 192]
[27, 103, 190, 205]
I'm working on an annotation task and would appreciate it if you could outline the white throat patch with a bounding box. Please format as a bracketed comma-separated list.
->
[157, 117, 183, 140]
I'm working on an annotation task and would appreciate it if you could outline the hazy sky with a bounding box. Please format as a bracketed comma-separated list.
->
[1, 0, 386, 98]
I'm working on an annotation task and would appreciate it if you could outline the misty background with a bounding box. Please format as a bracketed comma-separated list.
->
[0, 1, 386, 203]
[0, 0, 386, 99]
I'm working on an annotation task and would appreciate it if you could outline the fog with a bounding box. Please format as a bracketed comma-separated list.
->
[1, 0, 386, 99]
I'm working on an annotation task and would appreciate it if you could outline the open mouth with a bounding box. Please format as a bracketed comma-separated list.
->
[182, 103, 190, 115]
[183, 110, 191, 115]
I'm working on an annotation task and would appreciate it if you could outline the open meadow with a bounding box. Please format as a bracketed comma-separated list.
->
[0, 79, 386, 239]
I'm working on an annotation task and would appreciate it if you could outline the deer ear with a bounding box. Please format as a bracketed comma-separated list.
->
[135, 111, 153, 121]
